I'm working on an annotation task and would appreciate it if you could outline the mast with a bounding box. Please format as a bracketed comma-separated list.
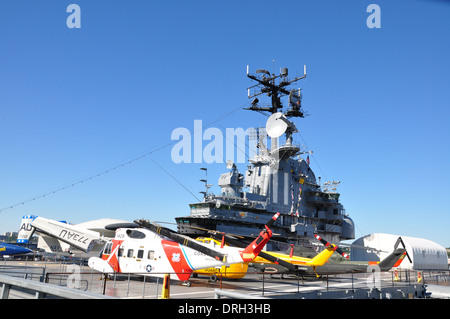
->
[246, 65, 306, 117]
[246, 65, 307, 151]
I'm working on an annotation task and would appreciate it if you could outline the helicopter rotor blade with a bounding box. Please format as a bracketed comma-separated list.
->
[265, 212, 280, 229]
[135, 213, 280, 264]
[134, 219, 227, 262]
[207, 222, 297, 271]
[200, 213, 296, 271]
[394, 237, 412, 263]
[314, 234, 349, 259]
[208, 232, 245, 248]
[257, 251, 298, 271]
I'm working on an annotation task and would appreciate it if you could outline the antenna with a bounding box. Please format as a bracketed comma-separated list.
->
[245, 64, 307, 116]
[322, 181, 340, 193]
[289, 89, 301, 107]
[199, 167, 210, 200]
[246, 64, 305, 150]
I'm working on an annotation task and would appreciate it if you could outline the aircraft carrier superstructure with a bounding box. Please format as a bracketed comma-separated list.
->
[176, 65, 355, 249]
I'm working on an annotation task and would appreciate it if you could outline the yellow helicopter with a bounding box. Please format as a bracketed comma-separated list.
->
[192, 237, 248, 281]
[192, 233, 347, 280]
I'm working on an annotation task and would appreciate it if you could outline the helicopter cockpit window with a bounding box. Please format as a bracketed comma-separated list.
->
[104, 242, 112, 255]
[126, 229, 146, 239]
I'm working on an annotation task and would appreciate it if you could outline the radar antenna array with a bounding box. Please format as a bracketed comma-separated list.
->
[246, 64, 307, 117]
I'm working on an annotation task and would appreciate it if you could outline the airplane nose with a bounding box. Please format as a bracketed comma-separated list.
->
[14, 246, 32, 254]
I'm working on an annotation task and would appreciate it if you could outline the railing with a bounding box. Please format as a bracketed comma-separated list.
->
[1, 259, 448, 299]
[421, 270, 449, 287]
[0, 265, 45, 282]
[0, 274, 117, 299]
[82, 269, 428, 298]
[214, 289, 270, 299]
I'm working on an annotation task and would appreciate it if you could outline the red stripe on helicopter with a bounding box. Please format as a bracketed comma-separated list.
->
[102, 239, 123, 273]
[393, 252, 407, 267]
[161, 239, 192, 281]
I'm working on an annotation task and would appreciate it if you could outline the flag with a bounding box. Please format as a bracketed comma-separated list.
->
[306, 155, 310, 165]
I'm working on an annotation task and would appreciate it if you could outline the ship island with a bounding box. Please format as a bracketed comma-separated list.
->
[175, 65, 355, 251]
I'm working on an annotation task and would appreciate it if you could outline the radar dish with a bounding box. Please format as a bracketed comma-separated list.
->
[226, 160, 234, 170]
[266, 112, 288, 138]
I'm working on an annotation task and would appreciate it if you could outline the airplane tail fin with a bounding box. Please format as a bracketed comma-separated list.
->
[240, 212, 280, 262]
[17, 215, 37, 243]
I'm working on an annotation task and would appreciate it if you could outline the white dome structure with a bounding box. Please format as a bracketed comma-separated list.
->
[351, 233, 447, 270]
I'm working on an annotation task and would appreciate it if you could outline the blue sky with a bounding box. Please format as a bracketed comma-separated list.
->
[0, 0, 449, 247]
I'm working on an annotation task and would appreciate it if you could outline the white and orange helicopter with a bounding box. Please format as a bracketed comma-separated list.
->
[88, 213, 280, 285]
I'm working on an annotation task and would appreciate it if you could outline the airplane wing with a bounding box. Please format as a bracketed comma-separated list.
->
[29, 217, 102, 252]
